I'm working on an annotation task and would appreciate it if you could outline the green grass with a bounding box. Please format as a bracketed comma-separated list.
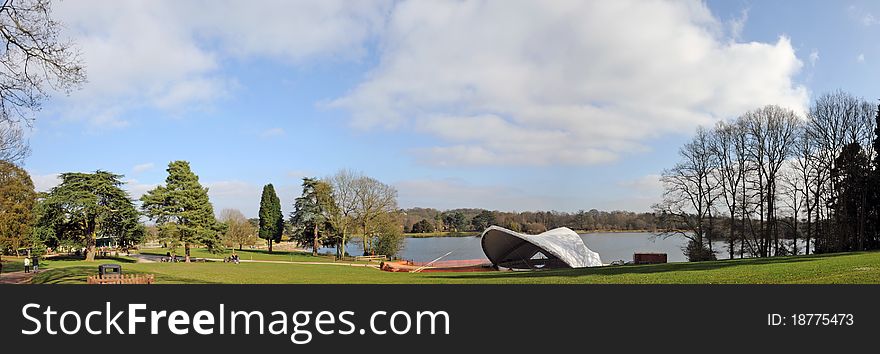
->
[23, 250, 880, 284]
[1, 256, 26, 273]
[138, 247, 337, 262]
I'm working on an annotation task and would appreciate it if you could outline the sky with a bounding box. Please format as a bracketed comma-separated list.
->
[21, 0, 880, 218]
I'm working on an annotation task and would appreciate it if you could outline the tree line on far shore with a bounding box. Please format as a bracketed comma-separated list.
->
[655, 90, 880, 261]
[402, 208, 658, 234]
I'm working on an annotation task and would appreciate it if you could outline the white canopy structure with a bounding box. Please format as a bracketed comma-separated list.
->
[480, 226, 602, 269]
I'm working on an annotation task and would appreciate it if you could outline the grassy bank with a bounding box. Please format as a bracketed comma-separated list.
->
[23, 250, 880, 284]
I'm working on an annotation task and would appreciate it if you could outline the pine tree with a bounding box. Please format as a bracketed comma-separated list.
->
[258, 183, 283, 252]
[141, 161, 220, 262]
[43, 171, 137, 261]
[291, 178, 337, 255]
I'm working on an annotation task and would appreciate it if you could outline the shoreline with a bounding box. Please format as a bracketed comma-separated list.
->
[404, 229, 659, 238]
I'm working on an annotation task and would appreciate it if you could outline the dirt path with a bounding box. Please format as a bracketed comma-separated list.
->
[0, 271, 34, 284]
[204, 258, 380, 268]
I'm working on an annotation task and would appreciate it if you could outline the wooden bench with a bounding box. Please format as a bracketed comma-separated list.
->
[353, 255, 388, 262]
[87, 274, 155, 284]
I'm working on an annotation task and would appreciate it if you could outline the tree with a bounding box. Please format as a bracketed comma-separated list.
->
[0, 160, 34, 257]
[220, 208, 256, 250]
[825, 143, 871, 252]
[42, 171, 137, 261]
[258, 184, 283, 252]
[291, 177, 337, 256]
[442, 211, 467, 232]
[0, 122, 29, 163]
[141, 161, 220, 262]
[0, 0, 86, 125]
[471, 210, 496, 231]
[353, 175, 398, 255]
[741, 105, 800, 257]
[372, 211, 405, 257]
[655, 126, 719, 261]
[411, 219, 435, 233]
[327, 170, 359, 258]
[709, 120, 748, 259]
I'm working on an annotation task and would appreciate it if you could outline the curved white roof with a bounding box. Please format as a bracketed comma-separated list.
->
[480, 226, 602, 269]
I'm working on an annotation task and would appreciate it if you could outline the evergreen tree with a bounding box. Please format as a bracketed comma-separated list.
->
[825, 143, 871, 252]
[141, 161, 220, 262]
[291, 178, 337, 255]
[258, 183, 283, 252]
[43, 171, 138, 261]
[471, 210, 496, 231]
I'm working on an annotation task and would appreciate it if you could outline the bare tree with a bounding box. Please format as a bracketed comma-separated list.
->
[742, 105, 800, 257]
[0, 121, 28, 162]
[655, 126, 719, 261]
[353, 176, 398, 255]
[220, 208, 256, 251]
[327, 169, 360, 258]
[709, 120, 745, 259]
[1, 0, 85, 125]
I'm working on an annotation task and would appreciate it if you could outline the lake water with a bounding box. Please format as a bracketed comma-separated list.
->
[318, 232, 803, 263]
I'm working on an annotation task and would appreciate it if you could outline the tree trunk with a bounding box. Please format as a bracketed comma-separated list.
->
[239, 244, 243, 251]
[312, 224, 319, 256]
[185, 243, 191, 263]
[267, 239, 273, 253]
[85, 219, 97, 262]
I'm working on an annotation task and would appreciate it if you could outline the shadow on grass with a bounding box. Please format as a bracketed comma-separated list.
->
[31, 266, 221, 284]
[424, 252, 858, 281]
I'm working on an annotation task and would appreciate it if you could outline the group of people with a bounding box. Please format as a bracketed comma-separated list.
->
[23, 256, 39, 273]
[161, 252, 180, 263]
[225, 253, 240, 264]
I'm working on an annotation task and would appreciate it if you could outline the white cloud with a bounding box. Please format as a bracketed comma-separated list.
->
[809, 49, 820, 67]
[28, 172, 156, 200]
[260, 128, 286, 138]
[332, 0, 808, 166]
[862, 13, 878, 26]
[395, 178, 564, 211]
[132, 163, 155, 174]
[31, 173, 61, 192]
[51, 0, 392, 128]
[857, 53, 866, 63]
[727, 7, 749, 40]
[618, 174, 663, 194]
[123, 179, 158, 200]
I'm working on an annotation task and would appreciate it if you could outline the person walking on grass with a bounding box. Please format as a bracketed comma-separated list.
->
[32, 256, 39, 273]
[23, 256, 31, 273]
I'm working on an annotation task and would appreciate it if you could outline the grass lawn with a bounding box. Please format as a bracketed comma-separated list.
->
[1, 256, 26, 273]
[138, 247, 338, 263]
[23, 250, 880, 284]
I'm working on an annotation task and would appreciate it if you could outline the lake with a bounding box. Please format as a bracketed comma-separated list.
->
[318, 232, 795, 263]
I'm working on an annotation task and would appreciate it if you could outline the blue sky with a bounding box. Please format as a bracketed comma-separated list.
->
[22, 0, 880, 217]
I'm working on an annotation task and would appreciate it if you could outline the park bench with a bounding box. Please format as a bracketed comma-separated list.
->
[87, 274, 155, 284]
[353, 255, 388, 262]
